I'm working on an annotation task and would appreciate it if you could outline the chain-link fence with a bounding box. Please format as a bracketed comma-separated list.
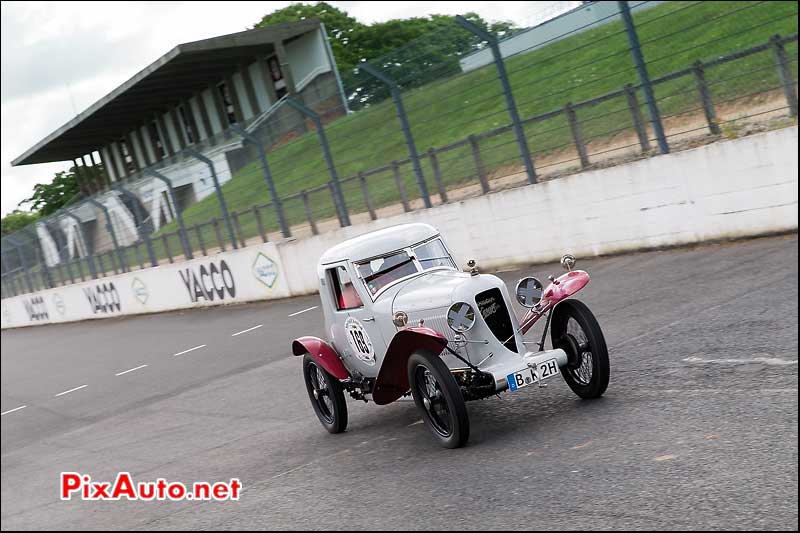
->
[2, 0, 797, 298]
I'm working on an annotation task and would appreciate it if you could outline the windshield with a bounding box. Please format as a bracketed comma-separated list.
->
[356, 238, 456, 296]
[413, 239, 456, 270]
[357, 251, 417, 296]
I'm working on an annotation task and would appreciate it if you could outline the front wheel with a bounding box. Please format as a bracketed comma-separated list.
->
[551, 299, 610, 399]
[407, 350, 470, 448]
[303, 354, 348, 434]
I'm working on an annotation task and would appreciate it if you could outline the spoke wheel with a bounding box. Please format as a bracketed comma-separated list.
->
[415, 367, 453, 437]
[551, 299, 610, 399]
[407, 350, 469, 448]
[303, 355, 348, 434]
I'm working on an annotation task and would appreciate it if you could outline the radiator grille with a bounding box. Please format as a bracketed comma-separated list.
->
[475, 288, 517, 352]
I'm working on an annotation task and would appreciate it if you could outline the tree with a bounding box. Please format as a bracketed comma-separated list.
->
[345, 13, 516, 110]
[1, 210, 40, 236]
[254, 2, 364, 73]
[253, 3, 516, 110]
[18, 166, 81, 217]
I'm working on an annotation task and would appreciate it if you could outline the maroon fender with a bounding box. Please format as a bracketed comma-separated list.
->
[519, 270, 590, 334]
[292, 336, 351, 380]
[373, 327, 448, 405]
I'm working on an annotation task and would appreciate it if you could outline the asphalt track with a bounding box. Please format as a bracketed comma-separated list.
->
[1, 234, 797, 530]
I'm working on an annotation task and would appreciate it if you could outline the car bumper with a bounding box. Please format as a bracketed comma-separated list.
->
[482, 348, 569, 392]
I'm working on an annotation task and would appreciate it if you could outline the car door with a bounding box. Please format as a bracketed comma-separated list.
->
[327, 263, 386, 378]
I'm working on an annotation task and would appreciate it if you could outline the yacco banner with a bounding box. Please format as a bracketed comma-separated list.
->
[1, 243, 289, 329]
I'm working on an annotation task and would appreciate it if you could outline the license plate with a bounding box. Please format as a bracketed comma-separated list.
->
[507, 359, 560, 391]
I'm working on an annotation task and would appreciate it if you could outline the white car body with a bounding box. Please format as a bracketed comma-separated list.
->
[316, 223, 568, 393]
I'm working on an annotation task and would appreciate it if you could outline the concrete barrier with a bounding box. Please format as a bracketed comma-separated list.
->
[1, 243, 288, 328]
[3, 126, 796, 329]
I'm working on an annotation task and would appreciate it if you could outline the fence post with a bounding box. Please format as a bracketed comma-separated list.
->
[194, 224, 207, 256]
[96, 253, 106, 277]
[1, 252, 14, 296]
[285, 97, 351, 227]
[53, 262, 65, 287]
[619, 1, 669, 154]
[6, 236, 33, 293]
[23, 226, 53, 290]
[230, 124, 291, 238]
[70, 258, 82, 282]
[468, 135, 490, 194]
[113, 184, 158, 267]
[301, 191, 318, 235]
[455, 15, 537, 185]
[108, 250, 120, 275]
[391, 161, 411, 212]
[771, 34, 798, 117]
[359, 63, 432, 208]
[162, 234, 173, 263]
[144, 169, 193, 260]
[692, 61, 721, 135]
[211, 218, 226, 252]
[232, 212, 247, 248]
[358, 172, 377, 220]
[624, 84, 651, 152]
[186, 148, 237, 249]
[252, 206, 267, 243]
[133, 242, 144, 270]
[565, 103, 590, 169]
[84, 198, 127, 274]
[427, 148, 448, 203]
[62, 207, 97, 279]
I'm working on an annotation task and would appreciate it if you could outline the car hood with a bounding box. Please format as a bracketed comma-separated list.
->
[391, 269, 507, 314]
[391, 270, 472, 314]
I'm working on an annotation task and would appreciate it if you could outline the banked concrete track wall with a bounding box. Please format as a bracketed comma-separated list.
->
[3, 126, 796, 328]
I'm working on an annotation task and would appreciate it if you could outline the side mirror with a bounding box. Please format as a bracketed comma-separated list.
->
[515, 277, 543, 308]
[560, 254, 576, 272]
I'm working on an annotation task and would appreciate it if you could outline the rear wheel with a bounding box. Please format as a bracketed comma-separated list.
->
[551, 299, 610, 399]
[407, 350, 469, 448]
[303, 354, 348, 434]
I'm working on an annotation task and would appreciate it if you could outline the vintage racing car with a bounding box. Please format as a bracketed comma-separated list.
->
[292, 223, 609, 448]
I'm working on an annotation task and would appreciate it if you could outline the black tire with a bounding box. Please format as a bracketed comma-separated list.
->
[550, 299, 610, 399]
[407, 350, 470, 449]
[303, 354, 348, 434]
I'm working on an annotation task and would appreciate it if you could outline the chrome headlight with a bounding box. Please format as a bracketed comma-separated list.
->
[447, 302, 476, 332]
[515, 277, 543, 308]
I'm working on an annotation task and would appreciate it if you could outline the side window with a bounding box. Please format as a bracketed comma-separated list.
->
[329, 266, 363, 311]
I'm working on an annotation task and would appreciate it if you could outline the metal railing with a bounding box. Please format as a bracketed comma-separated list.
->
[2, 1, 797, 299]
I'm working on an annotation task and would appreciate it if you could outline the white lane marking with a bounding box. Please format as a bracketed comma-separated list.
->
[115, 364, 148, 376]
[173, 344, 206, 357]
[231, 324, 263, 337]
[289, 306, 318, 317]
[683, 356, 798, 366]
[407, 420, 424, 427]
[1, 405, 27, 416]
[55, 385, 87, 397]
[651, 388, 797, 394]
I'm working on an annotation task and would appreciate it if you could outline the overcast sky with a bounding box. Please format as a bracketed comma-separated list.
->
[0, 1, 577, 216]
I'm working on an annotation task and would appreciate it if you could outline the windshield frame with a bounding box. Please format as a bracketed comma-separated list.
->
[352, 236, 457, 301]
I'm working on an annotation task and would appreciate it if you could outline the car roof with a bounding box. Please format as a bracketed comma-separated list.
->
[319, 223, 440, 265]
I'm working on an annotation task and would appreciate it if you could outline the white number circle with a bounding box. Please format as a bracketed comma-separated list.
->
[345, 317, 375, 365]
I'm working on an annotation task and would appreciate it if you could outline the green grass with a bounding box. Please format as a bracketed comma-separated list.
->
[124, 2, 800, 255]
[7, 1, 797, 290]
